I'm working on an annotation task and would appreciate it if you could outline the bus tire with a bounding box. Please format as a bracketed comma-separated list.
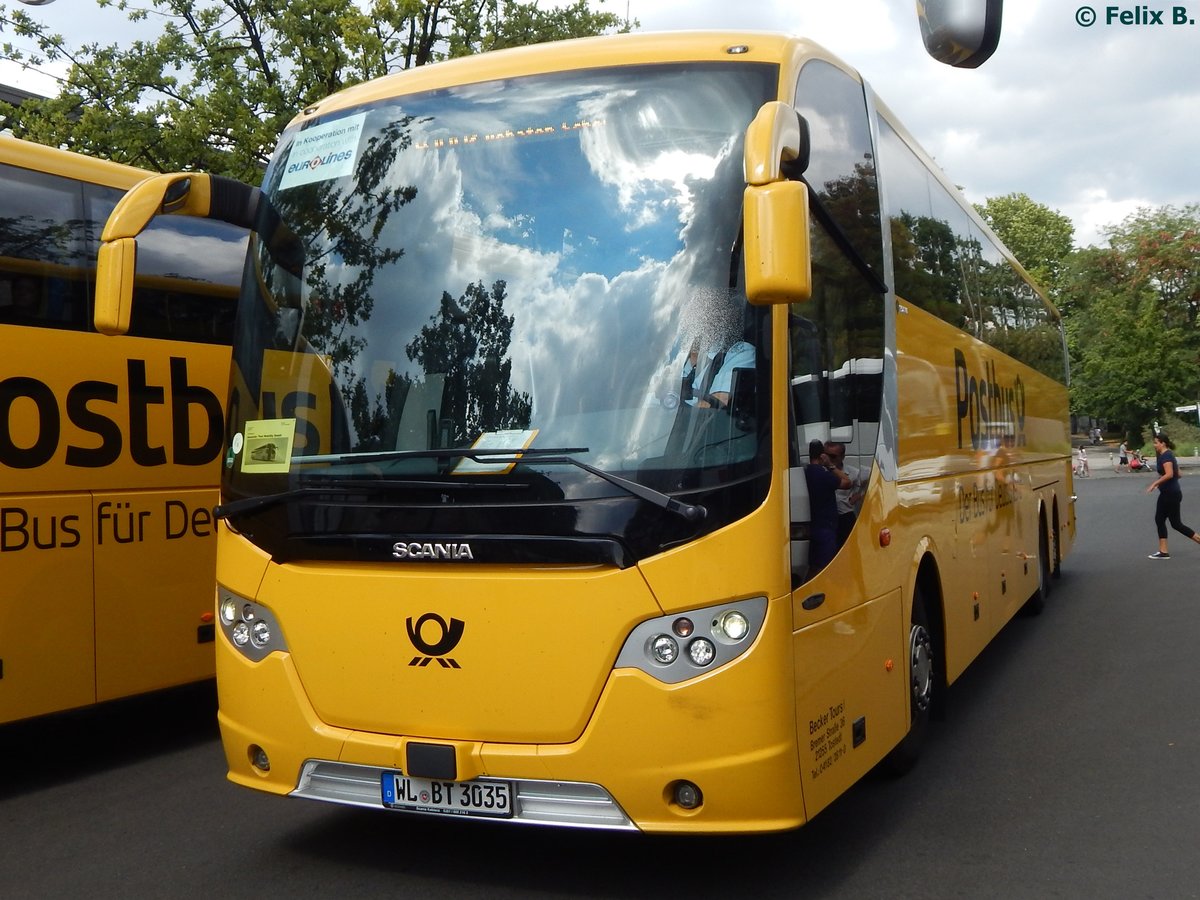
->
[881, 588, 935, 775]
[1024, 516, 1052, 616]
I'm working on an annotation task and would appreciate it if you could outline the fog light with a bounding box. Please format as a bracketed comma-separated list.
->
[650, 635, 678, 664]
[250, 619, 272, 648]
[672, 780, 703, 810]
[688, 638, 716, 667]
[232, 621, 250, 647]
[249, 744, 270, 772]
[717, 610, 749, 642]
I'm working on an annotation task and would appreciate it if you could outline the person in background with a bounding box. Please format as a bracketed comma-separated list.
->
[805, 438, 850, 575]
[1146, 432, 1200, 559]
[824, 440, 864, 547]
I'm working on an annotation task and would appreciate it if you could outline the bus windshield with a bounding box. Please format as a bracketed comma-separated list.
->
[225, 62, 778, 557]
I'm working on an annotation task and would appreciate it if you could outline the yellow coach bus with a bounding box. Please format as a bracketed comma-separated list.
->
[0, 135, 247, 724]
[94, 30, 1073, 833]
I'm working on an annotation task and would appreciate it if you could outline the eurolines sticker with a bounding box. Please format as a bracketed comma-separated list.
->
[279, 113, 367, 189]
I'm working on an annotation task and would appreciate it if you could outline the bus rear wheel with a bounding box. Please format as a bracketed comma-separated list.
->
[1024, 516, 1052, 615]
[882, 589, 934, 775]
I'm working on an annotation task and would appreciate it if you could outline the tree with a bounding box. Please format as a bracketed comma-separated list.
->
[1062, 204, 1200, 433]
[0, 0, 631, 182]
[1102, 204, 1200, 327]
[974, 192, 1075, 301]
[1066, 288, 1190, 435]
[406, 279, 532, 445]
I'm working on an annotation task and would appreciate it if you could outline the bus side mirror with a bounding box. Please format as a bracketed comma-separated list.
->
[95, 238, 136, 335]
[743, 101, 812, 306]
[94, 172, 215, 337]
[918, 0, 1003, 69]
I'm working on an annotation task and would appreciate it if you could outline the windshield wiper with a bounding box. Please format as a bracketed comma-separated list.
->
[514, 451, 706, 523]
[215, 445, 705, 523]
[288, 446, 590, 467]
[367, 446, 706, 522]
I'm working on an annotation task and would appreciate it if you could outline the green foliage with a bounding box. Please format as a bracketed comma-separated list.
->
[1063, 204, 1200, 435]
[1103, 204, 1200, 327]
[0, 0, 632, 182]
[1149, 415, 1200, 457]
[974, 192, 1075, 300]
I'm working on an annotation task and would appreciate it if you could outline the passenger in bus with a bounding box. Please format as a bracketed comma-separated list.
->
[805, 439, 850, 574]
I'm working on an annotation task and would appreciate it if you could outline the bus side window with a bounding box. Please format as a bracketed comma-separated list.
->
[0, 162, 91, 331]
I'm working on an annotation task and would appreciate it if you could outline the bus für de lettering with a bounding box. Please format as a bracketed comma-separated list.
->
[1, 497, 216, 553]
[0, 357, 222, 470]
[954, 349, 1027, 450]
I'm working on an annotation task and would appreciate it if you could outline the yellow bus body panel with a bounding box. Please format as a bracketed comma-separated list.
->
[1, 492, 97, 721]
[894, 300, 1073, 682]
[0, 133, 234, 724]
[0, 323, 229, 722]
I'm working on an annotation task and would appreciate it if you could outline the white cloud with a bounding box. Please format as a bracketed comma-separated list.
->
[624, 0, 1199, 248]
[5, 0, 1196, 251]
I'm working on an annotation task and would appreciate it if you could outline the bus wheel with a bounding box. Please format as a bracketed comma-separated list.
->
[882, 589, 934, 775]
[1024, 517, 1051, 616]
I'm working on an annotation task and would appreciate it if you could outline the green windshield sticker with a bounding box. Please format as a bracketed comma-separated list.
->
[241, 419, 297, 474]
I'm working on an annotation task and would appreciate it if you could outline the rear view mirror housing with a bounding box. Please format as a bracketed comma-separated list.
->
[94, 238, 137, 336]
[743, 102, 812, 305]
[918, 0, 1004, 68]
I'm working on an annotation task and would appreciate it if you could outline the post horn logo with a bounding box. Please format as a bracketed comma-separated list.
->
[406, 613, 465, 668]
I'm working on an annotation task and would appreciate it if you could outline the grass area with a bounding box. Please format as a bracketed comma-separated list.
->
[1144, 416, 1200, 456]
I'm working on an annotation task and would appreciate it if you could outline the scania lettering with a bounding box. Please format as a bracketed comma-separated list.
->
[392, 542, 475, 561]
[95, 27, 1073, 834]
[0, 135, 246, 724]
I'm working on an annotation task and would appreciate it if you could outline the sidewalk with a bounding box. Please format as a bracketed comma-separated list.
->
[1075, 449, 1200, 480]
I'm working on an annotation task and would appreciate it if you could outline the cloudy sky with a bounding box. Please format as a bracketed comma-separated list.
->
[2, 0, 1196, 247]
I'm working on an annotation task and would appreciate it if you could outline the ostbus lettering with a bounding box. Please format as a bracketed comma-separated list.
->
[0, 357, 221, 470]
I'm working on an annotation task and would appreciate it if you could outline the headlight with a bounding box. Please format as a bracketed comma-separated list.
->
[219, 596, 239, 625]
[716, 610, 750, 642]
[217, 588, 287, 662]
[614, 597, 767, 684]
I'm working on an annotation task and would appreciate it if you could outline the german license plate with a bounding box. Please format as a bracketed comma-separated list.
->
[382, 773, 513, 819]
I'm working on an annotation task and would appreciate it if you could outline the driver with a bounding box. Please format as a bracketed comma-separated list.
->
[679, 288, 755, 410]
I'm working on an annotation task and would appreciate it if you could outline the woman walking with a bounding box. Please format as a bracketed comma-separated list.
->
[1146, 433, 1200, 559]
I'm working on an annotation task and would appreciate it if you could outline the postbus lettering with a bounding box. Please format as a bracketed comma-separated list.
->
[953, 349, 1026, 450]
[0, 357, 221, 470]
